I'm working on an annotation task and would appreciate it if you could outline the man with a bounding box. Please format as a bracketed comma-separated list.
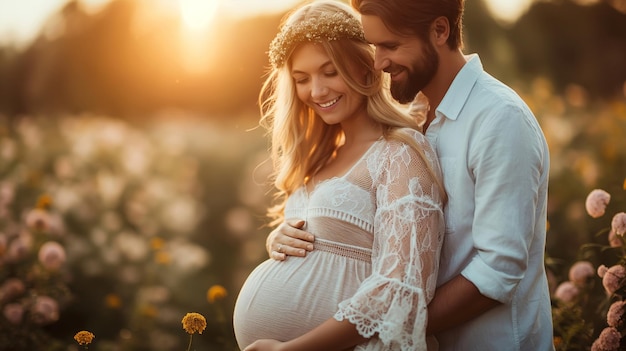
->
[266, 0, 554, 349]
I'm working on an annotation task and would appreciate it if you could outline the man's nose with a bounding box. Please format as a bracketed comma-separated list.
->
[373, 50, 390, 71]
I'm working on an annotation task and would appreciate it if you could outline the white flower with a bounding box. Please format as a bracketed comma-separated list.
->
[114, 231, 149, 262]
[169, 240, 210, 273]
[161, 196, 202, 234]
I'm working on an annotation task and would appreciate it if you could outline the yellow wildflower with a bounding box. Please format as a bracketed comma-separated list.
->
[207, 285, 227, 303]
[553, 336, 563, 348]
[155, 251, 171, 265]
[182, 312, 207, 335]
[36, 194, 53, 210]
[74, 330, 95, 345]
[151, 237, 165, 250]
[141, 305, 158, 318]
[105, 293, 122, 309]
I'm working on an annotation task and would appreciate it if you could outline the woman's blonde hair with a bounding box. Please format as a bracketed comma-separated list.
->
[260, 0, 445, 225]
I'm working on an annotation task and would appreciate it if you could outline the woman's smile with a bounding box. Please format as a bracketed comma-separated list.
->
[317, 96, 341, 109]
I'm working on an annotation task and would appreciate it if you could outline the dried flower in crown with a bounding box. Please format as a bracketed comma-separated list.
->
[268, 11, 365, 68]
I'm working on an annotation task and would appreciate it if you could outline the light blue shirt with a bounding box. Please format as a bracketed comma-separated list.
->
[425, 54, 554, 351]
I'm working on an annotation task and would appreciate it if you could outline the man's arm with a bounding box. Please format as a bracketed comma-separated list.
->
[426, 105, 546, 334]
[265, 219, 315, 260]
[244, 318, 366, 351]
[426, 275, 500, 335]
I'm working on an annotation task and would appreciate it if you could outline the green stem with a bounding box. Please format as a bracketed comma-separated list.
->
[186, 334, 193, 351]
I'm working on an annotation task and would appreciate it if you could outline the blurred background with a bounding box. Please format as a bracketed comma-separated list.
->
[0, 0, 625, 350]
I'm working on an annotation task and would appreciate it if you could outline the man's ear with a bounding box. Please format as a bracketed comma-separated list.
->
[431, 16, 450, 45]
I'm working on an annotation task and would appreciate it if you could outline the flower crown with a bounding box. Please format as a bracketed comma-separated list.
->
[268, 11, 366, 68]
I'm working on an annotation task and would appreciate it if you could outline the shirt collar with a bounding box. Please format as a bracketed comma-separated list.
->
[436, 53, 483, 121]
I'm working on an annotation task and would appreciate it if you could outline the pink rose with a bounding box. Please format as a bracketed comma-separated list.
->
[608, 229, 622, 248]
[38, 241, 66, 271]
[25, 208, 53, 232]
[585, 189, 611, 218]
[30, 295, 59, 325]
[6, 235, 32, 263]
[554, 281, 579, 303]
[612, 212, 626, 236]
[598, 265, 609, 278]
[2, 303, 24, 325]
[0, 278, 26, 303]
[607, 300, 626, 328]
[602, 265, 626, 295]
[591, 327, 621, 351]
[568, 261, 595, 286]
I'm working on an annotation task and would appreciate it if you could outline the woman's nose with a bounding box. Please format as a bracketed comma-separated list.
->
[310, 78, 329, 99]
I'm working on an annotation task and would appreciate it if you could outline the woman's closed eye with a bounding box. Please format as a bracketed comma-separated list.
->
[293, 75, 309, 84]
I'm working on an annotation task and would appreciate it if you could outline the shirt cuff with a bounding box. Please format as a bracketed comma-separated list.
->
[461, 255, 518, 303]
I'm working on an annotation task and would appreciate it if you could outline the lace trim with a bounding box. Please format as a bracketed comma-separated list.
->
[285, 207, 374, 233]
[334, 280, 428, 350]
[314, 238, 371, 262]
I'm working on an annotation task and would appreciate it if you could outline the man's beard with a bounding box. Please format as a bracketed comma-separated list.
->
[389, 42, 439, 104]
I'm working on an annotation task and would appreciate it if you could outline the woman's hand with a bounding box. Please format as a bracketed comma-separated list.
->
[243, 339, 284, 351]
[266, 219, 315, 261]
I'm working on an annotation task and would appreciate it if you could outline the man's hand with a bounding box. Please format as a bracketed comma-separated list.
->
[266, 219, 315, 261]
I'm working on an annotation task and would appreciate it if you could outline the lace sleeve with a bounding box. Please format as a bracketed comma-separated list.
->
[334, 135, 445, 351]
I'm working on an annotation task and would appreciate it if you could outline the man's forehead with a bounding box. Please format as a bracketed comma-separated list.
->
[360, 14, 394, 43]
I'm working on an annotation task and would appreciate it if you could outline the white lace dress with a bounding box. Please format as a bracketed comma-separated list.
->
[233, 129, 445, 351]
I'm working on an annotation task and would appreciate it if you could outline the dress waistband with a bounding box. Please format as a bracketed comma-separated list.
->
[314, 238, 371, 263]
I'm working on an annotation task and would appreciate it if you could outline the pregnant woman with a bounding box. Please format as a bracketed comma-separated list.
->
[233, 1, 445, 350]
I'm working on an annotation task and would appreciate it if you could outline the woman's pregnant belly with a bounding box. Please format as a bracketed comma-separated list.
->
[233, 247, 370, 349]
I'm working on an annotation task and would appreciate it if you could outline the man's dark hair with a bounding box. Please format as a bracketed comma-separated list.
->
[351, 0, 464, 50]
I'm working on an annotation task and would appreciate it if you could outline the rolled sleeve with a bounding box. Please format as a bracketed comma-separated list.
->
[462, 105, 545, 303]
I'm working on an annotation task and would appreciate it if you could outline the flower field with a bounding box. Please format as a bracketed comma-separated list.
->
[0, 112, 272, 350]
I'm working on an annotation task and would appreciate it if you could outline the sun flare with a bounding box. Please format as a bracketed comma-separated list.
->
[179, 0, 220, 30]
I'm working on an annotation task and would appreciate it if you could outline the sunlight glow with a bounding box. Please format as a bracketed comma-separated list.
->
[484, 0, 533, 25]
[0, 0, 547, 49]
[80, 0, 111, 14]
[179, 0, 220, 30]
